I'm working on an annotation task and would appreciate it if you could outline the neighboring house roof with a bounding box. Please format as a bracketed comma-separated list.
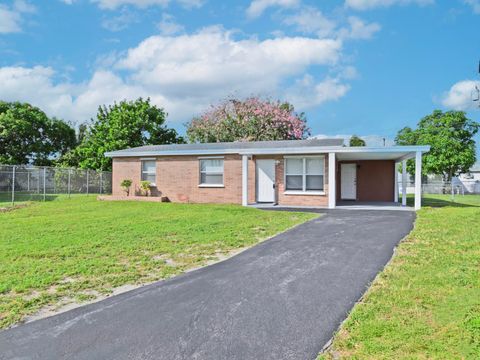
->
[469, 162, 480, 172]
[105, 138, 430, 158]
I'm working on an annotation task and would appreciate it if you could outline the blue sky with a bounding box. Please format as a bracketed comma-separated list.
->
[1, 0, 479, 144]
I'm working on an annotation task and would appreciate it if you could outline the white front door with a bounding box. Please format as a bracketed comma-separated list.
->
[256, 159, 276, 203]
[341, 163, 357, 200]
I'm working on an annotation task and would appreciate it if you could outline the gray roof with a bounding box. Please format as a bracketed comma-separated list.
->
[105, 138, 345, 157]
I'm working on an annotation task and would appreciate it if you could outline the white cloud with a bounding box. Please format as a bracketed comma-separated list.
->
[116, 27, 342, 93]
[345, 0, 433, 10]
[90, 0, 203, 10]
[285, 74, 350, 108]
[338, 16, 381, 39]
[0, 66, 74, 117]
[0, 1, 35, 34]
[101, 9, 138, 31]
[283, 6, 336, 37]
[0, 28, 349, 124]
[177, 0, 204, 8]
[283, 7, 380, 41]
[246, 0, 300, 19]
[338, 65, 359, 80]
[70, 70, 151, 122]
[91, 0, 168, 9]
[0, 6, 22, 33]
[464, 0, 480, 13]
[13, 0, 36, 13]
[156, 13, 184, 35]
[441, 80, 480, 110]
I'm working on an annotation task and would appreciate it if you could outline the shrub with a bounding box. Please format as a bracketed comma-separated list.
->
[140, 181, 151, 196]
[120, 179, 132, 196]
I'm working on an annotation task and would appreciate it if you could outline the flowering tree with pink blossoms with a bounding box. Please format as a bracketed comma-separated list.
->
[186, 97, 310, 143]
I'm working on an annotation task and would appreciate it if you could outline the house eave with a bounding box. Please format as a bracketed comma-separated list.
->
[105, 145, 430, 158]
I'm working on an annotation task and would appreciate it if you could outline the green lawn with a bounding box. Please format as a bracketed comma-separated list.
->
[321, 194, 480, 359]
[0, 196, 316, 329]
[0, 192, 73, 208]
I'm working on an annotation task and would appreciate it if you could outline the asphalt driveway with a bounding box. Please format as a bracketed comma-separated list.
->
[0, 209, 415, 360]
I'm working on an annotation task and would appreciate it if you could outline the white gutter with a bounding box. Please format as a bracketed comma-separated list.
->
[105, 145, 430, 158]
[238, 145, 430, 155]
[104, 149, 242, 157]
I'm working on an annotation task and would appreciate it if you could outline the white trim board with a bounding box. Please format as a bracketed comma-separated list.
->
[106, 145, 430, 158]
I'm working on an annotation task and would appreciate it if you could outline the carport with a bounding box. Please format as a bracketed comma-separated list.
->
[327, 146, 430, 210]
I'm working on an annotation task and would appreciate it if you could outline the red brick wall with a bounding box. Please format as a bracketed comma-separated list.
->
[112, 157, 141, 196]
[155, 155, 243, 203]
[336, 160, 395, 202]
[112, 153, 331, 206]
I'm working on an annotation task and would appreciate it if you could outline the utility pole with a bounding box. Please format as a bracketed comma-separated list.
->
[472, 60, 480, 106]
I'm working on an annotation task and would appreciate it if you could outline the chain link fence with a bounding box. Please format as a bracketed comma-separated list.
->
[423, 182, 469, 195]
[0, 165, 112, 206]
[399, 173, 480, 199]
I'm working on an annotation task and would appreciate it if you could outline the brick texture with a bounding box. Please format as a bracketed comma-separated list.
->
[336, 160, 394, 202]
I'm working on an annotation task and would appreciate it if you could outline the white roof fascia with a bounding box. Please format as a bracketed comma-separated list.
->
[105, 149, 241, 157]
[331, 145, 430, 154]
[105, 145, 430, 158]
[238, 145, 430, 155]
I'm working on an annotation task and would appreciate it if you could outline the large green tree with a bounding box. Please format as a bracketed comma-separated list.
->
[0, 101, 76, 165]
[62, 98, 183, 171]
[395, 110, 479, 180]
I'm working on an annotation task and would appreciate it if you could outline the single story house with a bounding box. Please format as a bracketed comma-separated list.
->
[105, 139, 430, 210]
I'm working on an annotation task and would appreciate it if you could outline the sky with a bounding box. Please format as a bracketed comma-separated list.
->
[0, 0, 479, 145]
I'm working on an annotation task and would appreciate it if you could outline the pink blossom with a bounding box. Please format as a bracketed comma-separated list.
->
[186, 97, 310, 142]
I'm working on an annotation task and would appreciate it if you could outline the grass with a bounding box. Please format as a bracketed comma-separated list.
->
[320, 194, 480, 359]
[0, 192, 73, 209]
[0, 196, 316, 329]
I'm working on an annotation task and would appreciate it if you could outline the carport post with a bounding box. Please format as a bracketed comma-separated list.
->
[328, 152, 336, 209]
[394, 162, 399, 203]
[402, 160, 407, 206]
[242, 155, 248, 206]
[414, 151, 422, 210]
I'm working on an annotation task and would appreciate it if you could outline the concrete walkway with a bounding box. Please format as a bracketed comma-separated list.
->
[0, 209, 415, 360]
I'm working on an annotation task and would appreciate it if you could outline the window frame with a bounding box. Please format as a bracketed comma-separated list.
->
[284, 155, 325, 195]
[198, 156, 225, 188]
[141, 158, 157, 186]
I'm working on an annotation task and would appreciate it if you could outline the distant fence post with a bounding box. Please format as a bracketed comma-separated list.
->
[86, 170, 89, 196]
[100, 171, 103, 195]
[43, 167, 46, 201]
[68, 169, 71, 199]
[11, 166, 15, 206]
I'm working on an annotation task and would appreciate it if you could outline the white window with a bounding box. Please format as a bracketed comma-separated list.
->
[141, 160, 156, 185]
[285, 157, 324, 192]
[199, 158, 224, 186]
